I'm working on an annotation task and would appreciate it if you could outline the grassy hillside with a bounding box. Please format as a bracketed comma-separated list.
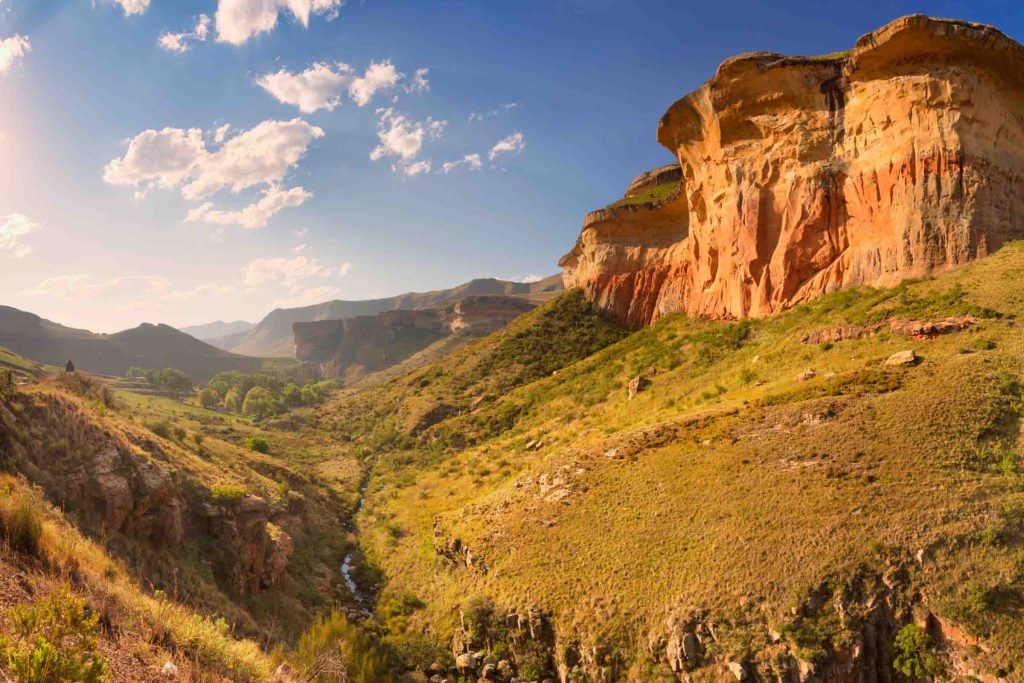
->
[318, 245, 1024, 681]
[0, 306, 290, 382]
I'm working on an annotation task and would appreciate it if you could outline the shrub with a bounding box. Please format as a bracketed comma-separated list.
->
[242, 386, 280, 419]
[198, 388, 220, 409]
[244, 437, 270, 454]
[223, 388, 242, 412]
[0, 586, 109, 683]
[0, 492, 43, 557]
[0, 368, 16, 402]
[463, 595, 496, 645]
[210, 484, 246, 507]
[293, 611, 393, 683]
[890, 624, 940, 680]
[144, 419, 173, 439]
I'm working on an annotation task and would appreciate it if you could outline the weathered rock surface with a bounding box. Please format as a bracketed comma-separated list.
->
[561, 16, 1024, 326]
[294, 295, 535, 379]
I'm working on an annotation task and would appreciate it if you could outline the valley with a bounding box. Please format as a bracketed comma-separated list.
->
[3, 9, 1024, 683]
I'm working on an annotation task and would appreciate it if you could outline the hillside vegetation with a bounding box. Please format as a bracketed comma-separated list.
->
[318, 244, 1024, 682]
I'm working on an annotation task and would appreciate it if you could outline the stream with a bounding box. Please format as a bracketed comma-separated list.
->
[341, 472, 371, 607]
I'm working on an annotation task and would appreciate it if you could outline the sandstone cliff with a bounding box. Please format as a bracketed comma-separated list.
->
[561, 15, 1024, 325]
[294, 295, 536, 380]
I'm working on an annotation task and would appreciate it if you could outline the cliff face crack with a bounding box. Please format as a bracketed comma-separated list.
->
[562, 15, 1024, 326]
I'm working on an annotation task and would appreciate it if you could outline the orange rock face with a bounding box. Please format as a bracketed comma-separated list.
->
[561, 15, 1024, 326]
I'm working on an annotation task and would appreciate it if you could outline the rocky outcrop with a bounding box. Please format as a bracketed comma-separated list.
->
[203, 496, 294, 594]
[561, 16, 1024, 326]
[294, 295, 536, 379]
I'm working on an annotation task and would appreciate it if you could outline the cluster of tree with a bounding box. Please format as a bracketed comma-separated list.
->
[0, 368, 16, 402]
[197, 371, 335, 418]
[138, 367, 194, 394]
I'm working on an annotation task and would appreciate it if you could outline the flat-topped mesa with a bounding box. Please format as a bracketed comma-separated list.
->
[561, 15, 1024, 326]
[293, 295, 536, 378]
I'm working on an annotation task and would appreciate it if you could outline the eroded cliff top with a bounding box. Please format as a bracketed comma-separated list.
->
[658, 14, 1024, 150]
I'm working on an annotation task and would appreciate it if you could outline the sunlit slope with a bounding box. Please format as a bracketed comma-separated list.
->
[328, 244, 1024, 681]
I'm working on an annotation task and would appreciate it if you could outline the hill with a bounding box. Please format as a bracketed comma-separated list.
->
[178, 320, 255, 341]
[229, 274, 564, 358]
[314, 243, 1024, 682]
[0, 305, 282, 382]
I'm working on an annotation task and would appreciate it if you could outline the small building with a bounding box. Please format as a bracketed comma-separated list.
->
[65, 360, 75, 372]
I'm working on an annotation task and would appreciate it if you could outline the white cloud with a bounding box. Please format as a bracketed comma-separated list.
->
[398, 160, 431, 176]
[0, 213, 37, 258]
[159, 14, 211, 52]
[337, 262, 352, 276]
[510, 274, 543, 283]
[404, 68, 430, 94]
[114, 0, 150, 15]
[348, 60, 400, 106]
[370, 108, 445, 164]
[105, 119, 323, 227]
[215, 0, 342, 45]
[469, 102, 519, 123]
[293, 243, 307, 252]
[257, 60, 417, 113]
[164, 283, 236, 302]
[213, 124, 231, 144]
[182, 119, 324, 199]
[257, 62, 353, 113]
[441, 153, 482, 174]
[0, 35, 31, 75]
[489, 131, 525, 160]
[186, 185, 312, 229]
[243, 254, 336, 288]
[103, 127, 206, 190]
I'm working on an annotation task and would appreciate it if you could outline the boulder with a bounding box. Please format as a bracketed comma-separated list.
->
[885, 350, 918, 366]
[797, 369, 817, 381]
[628, 375, 648, 399]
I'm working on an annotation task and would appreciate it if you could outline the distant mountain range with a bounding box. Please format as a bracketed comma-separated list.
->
[217, 275, 564, 358]
[0, 306, 269, 382]
[177, 320, 254, 341]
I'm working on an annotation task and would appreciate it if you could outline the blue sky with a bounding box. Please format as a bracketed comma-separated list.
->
[1, 0, 1022, 331]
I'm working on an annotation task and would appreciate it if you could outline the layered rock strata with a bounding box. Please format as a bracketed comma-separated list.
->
[561, 15, 1024, 325]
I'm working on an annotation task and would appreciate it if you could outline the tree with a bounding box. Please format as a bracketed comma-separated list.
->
[891, 624, 941, 681]
[242, 386, 279, 418]
[198, 387, 219, 409]
[281, 383, 303, 407]
[144, 368, 193, 395]
[125, 366, 146, 378]
[223, 388, 242, 412]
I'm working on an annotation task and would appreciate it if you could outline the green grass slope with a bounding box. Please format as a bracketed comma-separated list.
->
[320, 244, 1024, 682]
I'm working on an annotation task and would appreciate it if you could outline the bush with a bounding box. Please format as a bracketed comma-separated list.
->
[210, 484, 246, 507]
[245, 437, 270, 454]
[293, 611, 393, 683]
[890, 624, 940, 680]
[144, 419, 173, 440]
[0, 492, 43, 557]
[0, 586, 109, 683]
[198, 388, 220, 409]
[224, 388, 242, 412]
[0, 368, 16, 402]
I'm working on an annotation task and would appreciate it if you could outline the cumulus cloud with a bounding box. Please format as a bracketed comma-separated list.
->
[272, 285, 341, 308]
[0, 213, 37, 258]
[257, 62, 353, 113]
[257, 60, 418, 113]
[441, 153, 482, 174]
[370, 108, 445, 164]
[105, 119, 323, 227]
[159, 14, 211, 52]
[398, 159, 431, 176]
[186, 185, 312, 229]
[164, 282, 236, 301]
[489, 132, 525, 160]
[0, 35, 31, 75]
[348, 61, 401, 106]
[114, 0, 150, 15]
[215, 0, 342, 45]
